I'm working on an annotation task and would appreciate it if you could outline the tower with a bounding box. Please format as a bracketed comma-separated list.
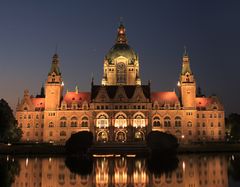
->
[179, 50, 196, 109]
[45, 53, 63, 110]
[102, 23, 141, 86]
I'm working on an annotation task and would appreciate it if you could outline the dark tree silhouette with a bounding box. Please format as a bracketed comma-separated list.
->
[65, 156, 93, 176]
[147, 154, 179, 175]
[0, 99, 22, 142]
[65, 131, 93, 154]
[226, 113, 240, 141]
[146, 131, 179, 154]
[0, 156, 20, 187]
[229, 154, 240, 181]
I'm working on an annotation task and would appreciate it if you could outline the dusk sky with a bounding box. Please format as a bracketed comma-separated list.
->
[0, 1, 240, 114]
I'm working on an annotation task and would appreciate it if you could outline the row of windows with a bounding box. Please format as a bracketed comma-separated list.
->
[19, 114, 44, 120]
[197, 113, 222, 118]
[96, 105, 146, 110]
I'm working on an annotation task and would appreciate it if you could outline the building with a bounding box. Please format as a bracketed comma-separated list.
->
[16, 23, 225, 144]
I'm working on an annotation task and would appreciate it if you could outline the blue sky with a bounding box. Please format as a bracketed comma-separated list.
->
[0, 0, 239, 114]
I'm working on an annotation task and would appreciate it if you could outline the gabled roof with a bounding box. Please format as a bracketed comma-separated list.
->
[91, 85, 150, 100]
[151, 92, 179, 106]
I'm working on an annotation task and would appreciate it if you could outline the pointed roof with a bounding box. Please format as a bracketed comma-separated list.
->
[105, 23, 137, 63]
[116, 23, 127, 44]
[49, 53, 61, 76]
[181, 48, 192, 75]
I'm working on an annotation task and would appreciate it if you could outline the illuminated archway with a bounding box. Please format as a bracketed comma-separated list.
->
[134, 131, 145, 141]
[97, 131, 108, 142]
[115, 130, 127, 142]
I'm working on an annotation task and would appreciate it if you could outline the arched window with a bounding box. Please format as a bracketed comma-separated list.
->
[116, 62, 126, 84]
[60, 117, 67, 127]
[164, 117, 171, 127]
[115, 114, 127, 128]
[133, 114, 145, 128]
[187, 121, 192, 127]
[71, 116, 78, 127]
[96, 114, 108, 128]
[152, 116, 161, 127]
[49, 122, 54, 128]
[60, 131, 66, 136]
[81, 116, 89, 127]
[175, 117, 181, 127]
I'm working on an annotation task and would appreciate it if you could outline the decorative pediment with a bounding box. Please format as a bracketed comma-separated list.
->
[113, 86, 128, 102]
[95, 86, 110, 102]
[131, 86, 147, 102]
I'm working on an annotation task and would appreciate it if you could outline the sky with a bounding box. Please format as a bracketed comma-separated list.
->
[0, 0, 240, 115]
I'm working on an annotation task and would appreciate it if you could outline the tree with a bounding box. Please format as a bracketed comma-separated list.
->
[146, 131, 179, 154]
[0, 99, 22, 142]
[65, 131, 93, 154]
[226, 113, 240, 141]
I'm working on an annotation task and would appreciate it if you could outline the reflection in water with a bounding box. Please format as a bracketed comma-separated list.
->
[10, 154, 232, 187]
[0, 156, 20, 187]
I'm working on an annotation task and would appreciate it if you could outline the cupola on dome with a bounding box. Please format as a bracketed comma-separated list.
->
[105, 24, 137, 64]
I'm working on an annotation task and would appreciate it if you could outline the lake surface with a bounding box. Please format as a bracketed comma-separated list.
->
[0, 153, 239, 187]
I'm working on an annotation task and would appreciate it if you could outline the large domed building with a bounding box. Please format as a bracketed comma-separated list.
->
[16, 23, 225, 144]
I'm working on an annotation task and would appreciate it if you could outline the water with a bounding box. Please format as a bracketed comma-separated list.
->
[0, 153, 239, 187]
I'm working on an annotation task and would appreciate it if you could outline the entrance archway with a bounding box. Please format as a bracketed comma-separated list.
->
[97, 131, 108, 142]
[115, 131, 127, 142]
[134, 131, 145, 141]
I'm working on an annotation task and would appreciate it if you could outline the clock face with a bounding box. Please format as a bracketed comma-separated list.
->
[117, 63, 125, 71]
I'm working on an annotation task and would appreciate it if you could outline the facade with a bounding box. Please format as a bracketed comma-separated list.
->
[16, 23, 225, 144]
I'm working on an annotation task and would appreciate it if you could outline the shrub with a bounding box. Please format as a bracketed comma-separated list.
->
[65, 131, 93, 154]
[146, 131, 179, 154]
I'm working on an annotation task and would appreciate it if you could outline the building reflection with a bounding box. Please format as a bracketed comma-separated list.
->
[12, 155, 228, 187]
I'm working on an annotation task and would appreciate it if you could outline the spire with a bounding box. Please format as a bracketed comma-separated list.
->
[116, 22, 127, 44]
[181, 47, 192, 75]
[49, 53, 61, 76]
[75, 85, 79, 93]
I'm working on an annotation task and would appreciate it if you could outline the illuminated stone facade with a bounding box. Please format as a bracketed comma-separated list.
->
[16, 23, 225, 144]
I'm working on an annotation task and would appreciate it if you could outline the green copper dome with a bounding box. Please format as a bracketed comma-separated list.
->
[105, 43, 137, 64]
[105, 23, 137, 64]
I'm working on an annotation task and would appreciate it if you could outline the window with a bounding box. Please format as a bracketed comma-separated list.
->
[188, 130, 192, 135]
[187, 121, 192, 127]
[153, 116, 161, 127]
[218, 122, 221, 127]
[115, 114, 127, 128]
[28, 115, 31, 119]
[60, 131, 66, 136]
[96, 114, 108, 128]
[211, 122, 214, 127]
[202, 114, 205, 118]
[60, 117, 67, 127]
[49, 131, 53, 136]
[70, 116, 78, 127]
[35, 123, 39, 128]
[202, 122, 206, 127]
[81, 116, 89, 127]
[49, 122, 54, 128]
[27, 123, 31, 128]
[175, 117, 181, 127]
[164, 117, 171, 127]
[116, 62, 126, 84]
[133, 114, 145, 128]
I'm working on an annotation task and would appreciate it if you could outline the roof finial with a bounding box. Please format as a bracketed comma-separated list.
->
[116, 18, 127, 44]
[183, 45, 188, 57]
[55, 43, 58, 54]
[119, 16, 123, 25]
